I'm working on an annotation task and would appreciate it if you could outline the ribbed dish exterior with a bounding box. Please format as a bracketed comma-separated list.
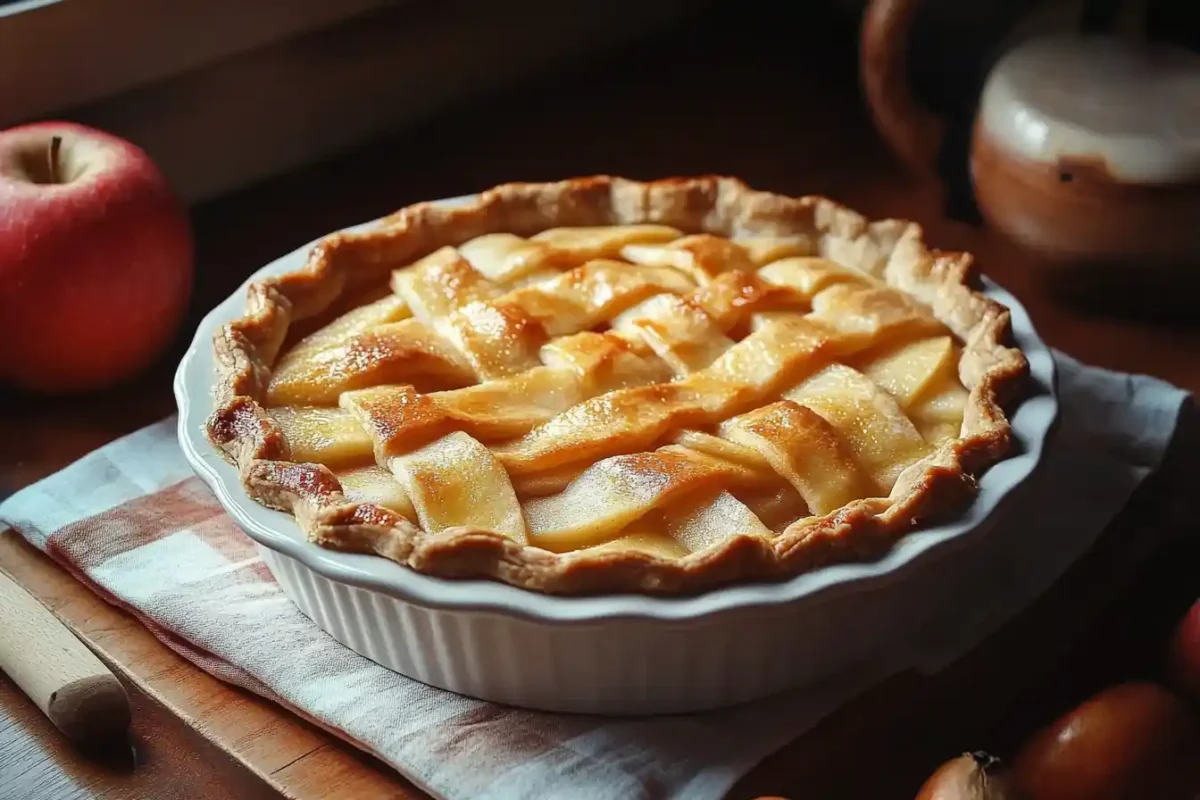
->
[259, 545, 897, 714]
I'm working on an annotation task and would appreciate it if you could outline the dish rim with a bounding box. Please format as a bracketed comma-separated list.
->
[175, 195, 1059, 625]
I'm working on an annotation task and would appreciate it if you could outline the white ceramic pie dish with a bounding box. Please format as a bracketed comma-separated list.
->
[175, 197, 1058, 715]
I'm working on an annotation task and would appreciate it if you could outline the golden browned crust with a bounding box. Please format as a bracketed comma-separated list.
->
[206, 176, 1027, 595]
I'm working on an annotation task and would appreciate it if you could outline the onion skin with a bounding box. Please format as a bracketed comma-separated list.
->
[1168, 599, 1200, 703]
[914, 752, 1026, 800]
[1012, 682, 1200, 800]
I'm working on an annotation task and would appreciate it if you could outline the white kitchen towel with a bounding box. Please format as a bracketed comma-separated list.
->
[0, 353, 1189, 800]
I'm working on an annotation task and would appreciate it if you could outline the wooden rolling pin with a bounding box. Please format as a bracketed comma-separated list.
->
[0, 569, 131, 743]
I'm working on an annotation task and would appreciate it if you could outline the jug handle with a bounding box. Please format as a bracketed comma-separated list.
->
[860, 0, 944, 178]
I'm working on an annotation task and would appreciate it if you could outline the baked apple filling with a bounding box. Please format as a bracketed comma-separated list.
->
[263, 225, 969, 557]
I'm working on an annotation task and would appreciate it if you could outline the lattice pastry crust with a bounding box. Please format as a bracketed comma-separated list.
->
[207, 176, 1027, 595]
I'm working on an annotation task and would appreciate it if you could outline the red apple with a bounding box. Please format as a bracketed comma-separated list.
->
[1012, 682, 1200, 799]
[0, 121, 192, 393]
[1168, 598, 1200, 703]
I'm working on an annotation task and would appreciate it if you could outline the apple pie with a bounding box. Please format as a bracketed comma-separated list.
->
[207, 176, 1026, 595]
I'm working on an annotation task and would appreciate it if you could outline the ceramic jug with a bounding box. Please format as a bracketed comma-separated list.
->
[860, 0, 1200, 310]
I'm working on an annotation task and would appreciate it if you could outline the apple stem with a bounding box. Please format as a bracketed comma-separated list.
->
[48, 136, 62, 184]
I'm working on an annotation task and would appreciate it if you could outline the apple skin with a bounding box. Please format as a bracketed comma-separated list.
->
[1168, 598, 1200, 703]
[0, 121, 193, 393]
[1012, 682, 1200, 800]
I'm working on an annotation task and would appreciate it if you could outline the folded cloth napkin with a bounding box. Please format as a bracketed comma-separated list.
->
[0, 353, 1189, 800]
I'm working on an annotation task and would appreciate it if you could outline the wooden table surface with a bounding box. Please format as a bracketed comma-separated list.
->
[2, 3, 1198, 798]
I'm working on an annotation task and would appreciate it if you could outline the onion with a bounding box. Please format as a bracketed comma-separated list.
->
[1012, 682, 1200, 799]
[914, 752, 1026, 800]
[1168, 598, 1200, 702]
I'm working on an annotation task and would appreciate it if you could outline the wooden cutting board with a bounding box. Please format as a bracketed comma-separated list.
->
[1, 407, 1195, 800]
[0, 531, 419, 800]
